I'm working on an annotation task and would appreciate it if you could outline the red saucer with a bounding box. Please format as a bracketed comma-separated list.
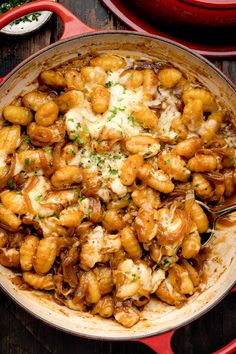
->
[100, 0, 236, 58]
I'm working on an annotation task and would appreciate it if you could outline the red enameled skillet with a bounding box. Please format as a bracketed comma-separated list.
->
[0, 2, 235, 353]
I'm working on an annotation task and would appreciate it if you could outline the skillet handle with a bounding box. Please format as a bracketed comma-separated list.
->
[0, 0, 95, 83]
[0, 0, 94, 39]
[212, 286, 236, 354]
[137, 288, 236, 353]
[137, 330, 175, 354]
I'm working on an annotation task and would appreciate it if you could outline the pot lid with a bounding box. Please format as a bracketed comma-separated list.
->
[181, 0, 236, 8]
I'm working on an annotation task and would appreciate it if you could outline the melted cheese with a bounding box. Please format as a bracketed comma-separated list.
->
[26, 176, 52, 217]
[0, 150, 6, 169]
[69, 148, 126, 183]
[110, 178, 127, 197]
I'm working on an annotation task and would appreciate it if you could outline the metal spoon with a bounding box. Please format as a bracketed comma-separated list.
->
[196, 199, 236, 246]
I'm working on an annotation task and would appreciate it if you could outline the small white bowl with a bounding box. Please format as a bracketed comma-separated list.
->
[0, 0, 56, 35]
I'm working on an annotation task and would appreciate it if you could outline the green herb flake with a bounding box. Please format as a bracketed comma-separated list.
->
[232, 158, 236, 166]
[164, 159, 170, 165]
[128, 114, 135, 126]
[109, 165, 118, 175]
[24, 136, 31, 143]
[78, 138, 84, 145]
[149, 169, 155, 176]
[34, 194, 42, 201]
[50, 213, 59, 218]
[162, 259, 170, 266]
[3, 121, 11, 126]
[107, 106, 125, 121]
[24, 158, 30, 166]
[83, 126, 89, 134]
[113, 155, 121, 160]
[105, 81, 113, 87]
[87, 209, 93, 215]
[36, 215, 45, 220]
[174, 134, 179, 140]
[76, 122, 81, 128]
[96, 156, 103, 168]
[107, 70, 113, 76]
[131, 274, 137, 282]
[7, 179, 14, 189]
[68, 118, 75, 122]
[80, 195, 87, 201]
[43, 147, 51, 154]
[122, 87, 127, 94]
[16, 191, 22, 195]
[71, 132, 79, 141]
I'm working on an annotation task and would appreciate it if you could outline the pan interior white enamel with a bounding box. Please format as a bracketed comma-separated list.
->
[0, 32, 235, 339]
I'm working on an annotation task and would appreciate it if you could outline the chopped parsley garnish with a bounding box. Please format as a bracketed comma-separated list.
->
[7, 179, 14, 189]
[16, 191, 22, 195]
[87, 209, 93, 215]
[113, 155, 121, 160]
[149, 169, 155, 176]
[13, 12, 41, 25]
[43, 147, 51, 153]
[128, 114, 135, 126]
[80, 195, 87, 201]
[34, 195, 42, 201]
[122, 87, 127, 94]
[68, 118, 74, 122]
[162, 259, 170, 266]
[78, 138, 84, 145]
[105, 81, 113, 87]
[24, 158, 30, 166]
[24, 136, 31, 143]
[107, 106, 125, 121]
[71, 132, 79, 141]
[83, 126, 89, 134]
[232, 158, 236, 166]
[174, 134, 179, 140]
[96, 156, 103, 168]
[36, 215, 45, 220]
[109, 165, 118, 175]
[107, 70, 113, 76]
[164, 159, 170, 165]
[129, 73, 134, 79]
[3, 121, 11, 126]
[50, 213, 59, 218]
[131, 274, 137, 282]
[76, 122, 81, 128]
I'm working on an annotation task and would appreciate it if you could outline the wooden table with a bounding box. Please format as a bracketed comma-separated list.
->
[0, 1, 235, 353]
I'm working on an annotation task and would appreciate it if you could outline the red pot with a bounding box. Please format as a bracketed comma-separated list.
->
[123, 0, 236, 27]
[0, 2, 236, 353]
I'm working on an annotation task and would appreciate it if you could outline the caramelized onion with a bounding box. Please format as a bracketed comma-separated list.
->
[73, 272, 89, 304]
[0, 221, 21, 233]
[204, 171, 225, 185]
[89, 198, 102, 223]
[39, 150, 54, 177]
[22, 176, 39, 216]
[52, 140, 66, 172]
[0, 154, 16, 190]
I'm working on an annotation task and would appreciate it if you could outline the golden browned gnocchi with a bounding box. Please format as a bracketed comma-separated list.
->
[3, 105, 33, 126]
[0, 53, 234, 328]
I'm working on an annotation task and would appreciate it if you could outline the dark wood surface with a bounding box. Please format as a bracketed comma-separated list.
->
[0, 1, 235, 353]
